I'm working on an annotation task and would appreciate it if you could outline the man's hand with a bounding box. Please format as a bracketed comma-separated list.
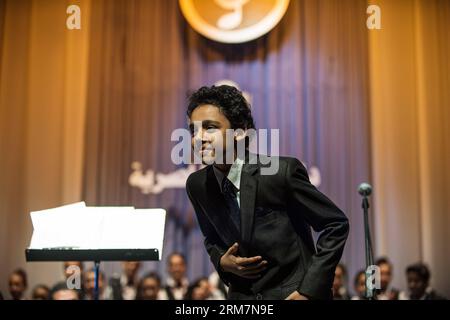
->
[285, 290, 309, 300]
[220, 243, 268, 279]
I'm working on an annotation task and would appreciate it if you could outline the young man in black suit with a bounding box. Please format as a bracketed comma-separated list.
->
[185, 85, 349, 300]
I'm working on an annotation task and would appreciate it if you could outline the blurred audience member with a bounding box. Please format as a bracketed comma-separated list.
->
[375, 257, 399, 300]
[63, 261, 83, 280]
[185, 278, 209, 300]
[51, 261, 84, 299]
[136, 272, 163, 300]
[399, 263, 447, 300]
[83, 269, 113, 300]
[208, 271, 227, 300]
[31, 284, 50, 300]
[351, 270, 367, 300]
[8, 268, 28, 300]
[185, 277, 225, 300]
[110, 261, 142, 300]
[49, 282, 80, 300]
[333, 263, 350, 300]
[164, 253, 189, 300]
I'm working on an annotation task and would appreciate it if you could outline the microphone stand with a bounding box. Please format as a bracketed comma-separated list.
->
[362, 195, 375, 300]
[94, 261, 100, 300]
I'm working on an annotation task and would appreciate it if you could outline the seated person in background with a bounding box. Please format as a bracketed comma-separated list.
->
[185, 278, 210, 300]
[83, 269, 113, 300]
[135, 272, 163, 300]
[208, 271, 227, 300]
[63, 261, 83, 280]
[399, 263, 447, 300]
[351, 270, 367, 300]
[185, 277, 225, 300]
[52, 261, 85, 299]
[31, 284, 50, 300]
[375, 257, 399, 300]
[8, 268, 28, 300]
[49, 282, 80, 300]
[110, 261, 142, 300]
[164, 253, 189, 300]
[332, 263, 350, 300]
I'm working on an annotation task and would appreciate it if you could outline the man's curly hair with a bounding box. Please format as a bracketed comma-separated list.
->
[187, 85, 255, 130]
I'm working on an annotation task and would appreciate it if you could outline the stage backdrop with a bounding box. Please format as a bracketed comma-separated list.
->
[83, 0, 371, 282]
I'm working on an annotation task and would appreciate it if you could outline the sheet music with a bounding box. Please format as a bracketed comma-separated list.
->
[30, 202, 86, 249]
[28, 202, 166, 258]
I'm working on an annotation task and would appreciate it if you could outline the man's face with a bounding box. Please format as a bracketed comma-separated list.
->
[64, 261, 82, 279]
[9, 274, 26, 299]
[407, 271, 427, 299]
[168, 255, 186, 282]
[140, 278, 160, 300]
[333, 266, 344, 293]
[32, 287, 49, 300]
[192, 279, 211, 300]
[84, 271, 104, 295]
[379, 263, 392, 291]
[189, 104, 233, 166]
[52, 289, 79, 300]
[123, 261, 141, 279]
[355, 274, 366, 297]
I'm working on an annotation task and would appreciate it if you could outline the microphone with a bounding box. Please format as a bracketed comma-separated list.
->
[358, 183, 372, 197]
[358, 182, 375, 299]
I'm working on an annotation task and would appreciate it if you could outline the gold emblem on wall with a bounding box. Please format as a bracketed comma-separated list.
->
[179, 0, 290, 43]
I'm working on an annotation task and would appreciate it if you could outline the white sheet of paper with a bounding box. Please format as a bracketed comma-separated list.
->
[129, 209, 166, 258]
[30, 202, 86, 249]
[96, 207, 135, 249]
[28, 203, 166, 259]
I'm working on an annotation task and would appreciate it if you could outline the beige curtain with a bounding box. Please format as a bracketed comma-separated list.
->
[0, 0, 90, 297]
[368, 0, 450, 296]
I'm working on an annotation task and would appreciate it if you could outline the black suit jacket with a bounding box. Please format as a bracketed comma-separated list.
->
[186, 155, 349, 300]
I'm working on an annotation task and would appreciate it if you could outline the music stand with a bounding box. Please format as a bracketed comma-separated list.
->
[25, 204, 166, 300]
[25, 248, 159, 300]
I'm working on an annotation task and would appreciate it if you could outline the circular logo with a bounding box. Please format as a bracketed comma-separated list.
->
[179, 0, 290, 43]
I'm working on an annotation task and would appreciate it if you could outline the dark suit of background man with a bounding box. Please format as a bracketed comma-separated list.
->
[185, 85, 349, 300]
